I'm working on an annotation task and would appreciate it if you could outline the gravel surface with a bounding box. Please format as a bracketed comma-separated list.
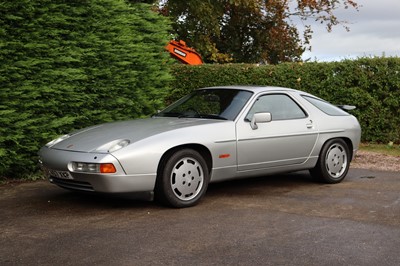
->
[351, 150, 400, 172]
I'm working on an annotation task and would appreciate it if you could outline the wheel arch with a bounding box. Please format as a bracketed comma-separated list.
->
[310, 136, 353, 183]
[156, 144, 213, 178]
[318, 136, 354, 161]
[341, 137, 354, 161]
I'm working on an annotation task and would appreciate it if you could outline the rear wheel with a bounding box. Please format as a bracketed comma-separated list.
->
[155, 149, 210, 208]
[310, 139, 350, 184]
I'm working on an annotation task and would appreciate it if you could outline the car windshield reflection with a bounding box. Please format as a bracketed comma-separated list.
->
[156, 89, 253, 121]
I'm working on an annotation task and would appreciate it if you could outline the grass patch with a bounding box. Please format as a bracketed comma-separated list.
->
[359, 143, 400, 157]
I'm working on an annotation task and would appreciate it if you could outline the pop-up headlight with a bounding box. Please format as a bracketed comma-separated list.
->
[108, 139, 130, 153]
[45, 134, 70, 147]
[95, 139, 130, 153]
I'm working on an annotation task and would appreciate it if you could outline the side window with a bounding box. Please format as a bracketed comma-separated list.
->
[302, 95, 349, 116]
[246, 94, 307, 121]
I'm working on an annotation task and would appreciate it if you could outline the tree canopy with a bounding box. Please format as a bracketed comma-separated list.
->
[159, 0, 359, 64]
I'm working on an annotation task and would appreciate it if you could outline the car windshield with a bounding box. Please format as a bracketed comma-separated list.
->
[155, 89, 253, 121]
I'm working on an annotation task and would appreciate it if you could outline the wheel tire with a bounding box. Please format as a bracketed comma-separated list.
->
[155, 149, 210, 208]
[310, 139, 350, 184]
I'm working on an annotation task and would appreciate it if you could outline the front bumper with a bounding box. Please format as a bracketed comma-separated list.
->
[38, 147, 157, 193]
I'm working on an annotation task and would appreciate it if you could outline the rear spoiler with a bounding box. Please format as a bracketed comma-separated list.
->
[337, 105, 356, 111]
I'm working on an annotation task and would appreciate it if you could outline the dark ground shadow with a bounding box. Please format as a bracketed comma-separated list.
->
[40, 170, 316, 210]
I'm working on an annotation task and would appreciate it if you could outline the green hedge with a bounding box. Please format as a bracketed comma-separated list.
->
[0, 1, 172, 179]
[1, 5, 399, 183]
[169, 58, 400, 144]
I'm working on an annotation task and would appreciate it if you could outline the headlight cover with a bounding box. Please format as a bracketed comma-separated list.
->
[95, 139, 131, 153]
[45, 134, 70, 147]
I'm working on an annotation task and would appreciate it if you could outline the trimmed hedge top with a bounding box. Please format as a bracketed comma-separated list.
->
[1, 0, 398, 181]
[169, 58, 400, 144]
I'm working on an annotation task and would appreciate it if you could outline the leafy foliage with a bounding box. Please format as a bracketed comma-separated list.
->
[159, 0, 359, 64]
[169, 57, 400, 143]
[0, 0, 396, 181]
[0, 0, 172, 179]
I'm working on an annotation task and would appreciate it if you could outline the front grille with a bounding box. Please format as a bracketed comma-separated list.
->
[50, 177, 94, 192]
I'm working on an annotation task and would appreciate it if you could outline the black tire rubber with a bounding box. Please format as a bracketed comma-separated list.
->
[310, 138, 350, 184]
[155, 149, 210, 208]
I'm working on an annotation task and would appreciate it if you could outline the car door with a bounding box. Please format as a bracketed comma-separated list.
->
[236, 93, 318, 171]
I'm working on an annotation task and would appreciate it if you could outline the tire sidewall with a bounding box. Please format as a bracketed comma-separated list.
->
[158, 149, 210, 208]
[317, 138, 350, 183]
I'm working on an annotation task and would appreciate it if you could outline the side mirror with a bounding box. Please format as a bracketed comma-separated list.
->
[250, 112, 272, 130]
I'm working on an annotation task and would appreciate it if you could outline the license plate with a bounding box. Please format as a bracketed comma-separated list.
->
[44, 168, 73, 180]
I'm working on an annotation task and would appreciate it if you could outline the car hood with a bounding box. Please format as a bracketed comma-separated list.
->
[50, 117, 224, 153]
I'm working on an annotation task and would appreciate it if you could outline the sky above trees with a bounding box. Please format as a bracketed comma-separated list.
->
[300, 0, 400, 61]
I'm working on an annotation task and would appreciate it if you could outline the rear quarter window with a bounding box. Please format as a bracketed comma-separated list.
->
[302, 95, 349, 116]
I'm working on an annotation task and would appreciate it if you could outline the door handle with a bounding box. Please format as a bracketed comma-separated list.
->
[306, 120, 313, 129]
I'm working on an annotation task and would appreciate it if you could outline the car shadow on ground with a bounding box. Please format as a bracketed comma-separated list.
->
[44, 188, 156, 210]
[41, 170, 316, 210]
[209, 170, 315, 192]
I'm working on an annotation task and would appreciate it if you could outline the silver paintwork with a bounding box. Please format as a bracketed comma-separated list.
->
[38, 86, 361, 194]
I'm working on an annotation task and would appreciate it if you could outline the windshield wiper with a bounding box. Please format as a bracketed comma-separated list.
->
[199, 114, 228, 120]
[156, 111, 229, 121]
[178, 113, 205, 119]
[177, 114, 228, 120]
[154, 112, 180, 118]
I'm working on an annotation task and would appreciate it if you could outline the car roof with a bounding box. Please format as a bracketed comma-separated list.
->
[200, 85, 305, 95]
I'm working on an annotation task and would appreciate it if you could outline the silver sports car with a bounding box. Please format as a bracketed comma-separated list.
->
[38, 86, 361, 208]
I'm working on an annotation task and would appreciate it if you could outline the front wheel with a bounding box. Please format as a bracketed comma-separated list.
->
[155, 149, 210, 208]
[310, 139, 350, 184]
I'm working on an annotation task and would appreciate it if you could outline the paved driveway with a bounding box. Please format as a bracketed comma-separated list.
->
[1, 168, 399, 265]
